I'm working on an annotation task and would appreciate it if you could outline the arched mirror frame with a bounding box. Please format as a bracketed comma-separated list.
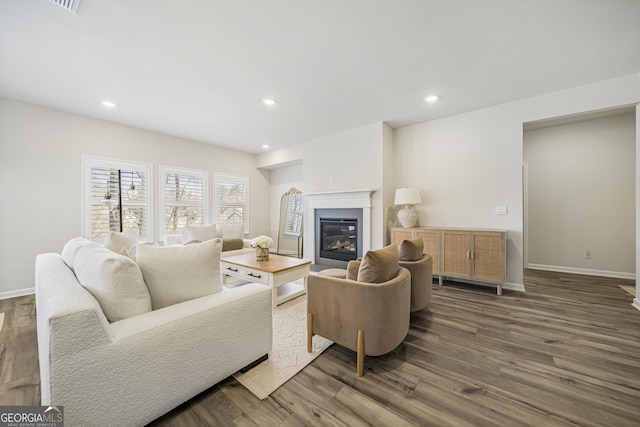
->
[276, 187, 304, 257]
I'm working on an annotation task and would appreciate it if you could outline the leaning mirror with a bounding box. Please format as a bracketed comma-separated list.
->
[277, 187, 304, 257]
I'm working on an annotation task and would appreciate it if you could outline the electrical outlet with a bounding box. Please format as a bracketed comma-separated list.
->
[584, 249, 592, 259]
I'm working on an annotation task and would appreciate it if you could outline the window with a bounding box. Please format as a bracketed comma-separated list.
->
[83, 156, 152, 242]
[215, 175, 248, 232]
[160, 166, 208, 239]
[284, 192, 304, 236]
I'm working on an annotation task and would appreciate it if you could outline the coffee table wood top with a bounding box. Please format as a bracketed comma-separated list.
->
[221, 252, 311, 274]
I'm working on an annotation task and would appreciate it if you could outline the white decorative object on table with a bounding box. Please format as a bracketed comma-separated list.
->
[251, 235, 274, 261]
[394, 187, 422, 228]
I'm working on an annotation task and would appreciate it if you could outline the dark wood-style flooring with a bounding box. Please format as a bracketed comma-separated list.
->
[1, 270, 638, 426]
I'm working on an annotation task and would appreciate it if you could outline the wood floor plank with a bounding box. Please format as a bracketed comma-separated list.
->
[270, 376, 367, 427]
[2, 270, 639, 426]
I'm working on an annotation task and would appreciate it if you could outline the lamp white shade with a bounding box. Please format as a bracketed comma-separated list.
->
[394, 188, 422, 206]
[394, 188, 422, 228]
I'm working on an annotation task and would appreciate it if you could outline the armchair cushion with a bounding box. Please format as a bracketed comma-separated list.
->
[398, 237, 424, 261]
[346, 260, 360, 281]
[357, 244, 399, 283]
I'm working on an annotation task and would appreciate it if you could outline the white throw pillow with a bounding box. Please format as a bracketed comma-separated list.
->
[105, 230, 138, 253]
[60, 236, 94, 270]
[181, 224, 217, 244]
[137, 238, 223, 310]
[74, 244, 152, 322]
[218, 224, 244, 239]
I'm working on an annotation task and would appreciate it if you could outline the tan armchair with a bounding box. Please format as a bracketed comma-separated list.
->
[400, 254, 433, 312]
[307, 247, 411, 377]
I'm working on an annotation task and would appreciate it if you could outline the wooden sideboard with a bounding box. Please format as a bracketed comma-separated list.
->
[391, 226, 506, 295]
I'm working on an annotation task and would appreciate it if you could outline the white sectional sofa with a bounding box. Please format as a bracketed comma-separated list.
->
[35, 236, 272, 427]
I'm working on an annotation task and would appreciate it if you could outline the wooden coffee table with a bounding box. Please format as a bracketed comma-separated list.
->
[220, 253, 311, 308]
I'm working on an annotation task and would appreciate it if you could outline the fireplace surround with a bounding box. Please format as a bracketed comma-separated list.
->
[304, 189, 375, 268]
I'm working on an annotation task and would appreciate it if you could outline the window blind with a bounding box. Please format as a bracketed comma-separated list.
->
[85, 159, 151, 241]
[163, 170, 206, 236]
[285, 193, 304, 236]
[216, 175, 248, 228]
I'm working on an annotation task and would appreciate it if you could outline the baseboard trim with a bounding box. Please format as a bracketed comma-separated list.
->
[0, 287, 35, 300]
[504, 282, 526, 292]
[527, 264, 635, 280]
[632, 298, 640, 312]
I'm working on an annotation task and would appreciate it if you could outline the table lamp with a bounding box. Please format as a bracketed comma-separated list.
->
[394, 187, 422, 228]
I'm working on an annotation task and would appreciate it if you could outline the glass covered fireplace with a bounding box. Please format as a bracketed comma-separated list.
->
[319, 218, 358, 262]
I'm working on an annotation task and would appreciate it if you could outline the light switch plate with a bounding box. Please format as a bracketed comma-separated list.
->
[495, 205, 508, 215]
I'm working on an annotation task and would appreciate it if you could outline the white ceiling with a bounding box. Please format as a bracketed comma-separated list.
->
[1, 1, 639, 154]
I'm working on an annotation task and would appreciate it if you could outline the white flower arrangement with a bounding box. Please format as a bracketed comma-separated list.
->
[251, 235, 274, 249]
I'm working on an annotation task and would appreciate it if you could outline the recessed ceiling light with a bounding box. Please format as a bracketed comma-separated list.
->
[425, 95, 439, 103]
[262, 98, 276, 106]
[102, 100, 117, 108]
[262, 144, 270, 149]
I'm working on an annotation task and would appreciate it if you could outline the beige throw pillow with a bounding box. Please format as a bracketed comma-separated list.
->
[137, 238, 223, 310]
[222, 238, 244, 251]
[74, 244, 152, 322]
[357, 244, 399, 283]
[398, 238, 424, 261]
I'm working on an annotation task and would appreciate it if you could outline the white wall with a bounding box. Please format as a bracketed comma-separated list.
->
[0, 98, 271, 297]
[258, 122, 388, 252]
[395, 73, 640, 288]
[524, 113, 635, 277]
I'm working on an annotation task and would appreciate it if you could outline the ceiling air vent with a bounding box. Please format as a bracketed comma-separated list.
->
[49, 0, 80, 13]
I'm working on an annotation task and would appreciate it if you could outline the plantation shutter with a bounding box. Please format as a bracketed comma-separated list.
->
[216, 175, 248, 229]
[88, 165, 149, 240]
[163, 169, 207, 236]
[285, 193, 304, 236]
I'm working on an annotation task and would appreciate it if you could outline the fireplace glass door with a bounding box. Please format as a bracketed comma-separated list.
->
[319, 218, 358, 262]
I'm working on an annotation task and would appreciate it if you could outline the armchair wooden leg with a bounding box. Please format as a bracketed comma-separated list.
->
[307, 312, 313, 353]
[357, 329, 364, 377]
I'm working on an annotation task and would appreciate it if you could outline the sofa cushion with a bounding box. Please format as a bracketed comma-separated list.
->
[218, 224, 244, 239]
[74, 243, 152, 322]
[60, 236, 93, 270]
[105, 230, 138, 254]
[357, 244, 399, 284]
[398, 238, 424, 261]
[222, 238, 244, 251]
[181, 224, 217, 244]
[137, 238, 223, 310]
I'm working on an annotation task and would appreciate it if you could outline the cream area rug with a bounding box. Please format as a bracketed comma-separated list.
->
[233, 295, 333, 399]
[0, 312, 4, 333]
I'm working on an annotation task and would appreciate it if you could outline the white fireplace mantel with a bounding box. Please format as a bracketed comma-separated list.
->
[304, 189, 376, 264]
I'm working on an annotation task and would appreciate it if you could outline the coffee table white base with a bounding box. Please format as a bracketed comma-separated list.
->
[221, 257, 310, 308]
